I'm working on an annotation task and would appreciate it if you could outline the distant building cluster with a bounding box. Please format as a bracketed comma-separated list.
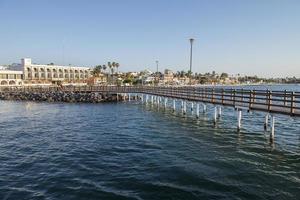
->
[1, 58, 297, 87]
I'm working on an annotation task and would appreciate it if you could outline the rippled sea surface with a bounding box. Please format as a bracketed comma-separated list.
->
[1, 86, 300, 200]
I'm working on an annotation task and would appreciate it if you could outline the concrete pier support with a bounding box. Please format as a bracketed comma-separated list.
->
[183, 101, 187, 115]
[173, 99, 176, 112]
[151, 95, 154, 104]
[203, 104, 207, 113]
[264, 114, 269, 131]
[181, 101, 184, 113]
[196, 103, 200, 118]
[146, 95, 148, 103]
[141, 94, 143, 102]
[164, 98, 167, 109]
[214, 107, 217, 125]
[237, 110, 242, 131]
[271, 116, 275, 140]
[191, 102, 194, 111]
[128, 93, 131, 101]
[218, 106, 222, 118]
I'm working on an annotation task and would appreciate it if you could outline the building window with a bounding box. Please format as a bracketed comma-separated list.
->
[0, 74, 8, 79]
[8, 74, 16, 79]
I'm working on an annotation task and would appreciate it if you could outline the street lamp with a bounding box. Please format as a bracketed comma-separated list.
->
[156, 60, 159, 85]
[189, 38, 194, 85]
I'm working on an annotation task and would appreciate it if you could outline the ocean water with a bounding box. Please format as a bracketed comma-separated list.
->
[0, 85, 300, 200]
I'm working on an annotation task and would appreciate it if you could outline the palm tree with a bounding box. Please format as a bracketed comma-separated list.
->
[111, 62, 116, 74]
[98, 65, 103, 73]
[115, 63, 119, 74]
[110, 62, 116, 84]
[102, 65, 107, 72]
[92, 65, 101, 77]
[107, 62, 112, 73]
[108, 62, 113, 84]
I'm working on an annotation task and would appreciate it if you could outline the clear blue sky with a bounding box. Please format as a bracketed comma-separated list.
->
[0, 0, 299, 77]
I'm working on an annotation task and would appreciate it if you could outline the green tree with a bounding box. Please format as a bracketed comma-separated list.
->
[220, 73, 229, 80]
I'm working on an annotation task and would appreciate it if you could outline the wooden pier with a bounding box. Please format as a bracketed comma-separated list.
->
[1, 85, 299, 116]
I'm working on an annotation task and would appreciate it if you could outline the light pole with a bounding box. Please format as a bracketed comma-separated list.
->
[156, 60, 159, 85]
[189, 38, 194, 85]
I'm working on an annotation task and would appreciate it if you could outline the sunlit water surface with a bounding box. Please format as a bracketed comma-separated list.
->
[0, 84, 300, 200]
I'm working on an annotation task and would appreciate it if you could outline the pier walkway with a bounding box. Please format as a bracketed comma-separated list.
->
[2, 85, 299, 117]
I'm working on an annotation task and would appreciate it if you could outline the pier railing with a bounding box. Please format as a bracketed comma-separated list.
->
[1, 86, 299, 116]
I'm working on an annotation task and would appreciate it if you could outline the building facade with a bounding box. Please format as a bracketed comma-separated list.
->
[21, 58, 91, 85]
[0, 70, 23, 86]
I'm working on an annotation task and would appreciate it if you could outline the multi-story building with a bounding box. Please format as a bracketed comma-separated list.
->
[20, 58, 91, 85]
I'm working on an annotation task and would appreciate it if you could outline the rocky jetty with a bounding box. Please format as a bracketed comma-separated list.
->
[0, 91, 138, 103]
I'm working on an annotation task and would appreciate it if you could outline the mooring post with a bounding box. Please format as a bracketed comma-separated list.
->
[218, 106, 222, 118]
[271, 115, 275, 140]
[196, 103, 199, 118]
[173, 99, 176, 112]
[214, 107, 217, 125]
[264, 114, 269, 131]
[237, 110, 242, 131]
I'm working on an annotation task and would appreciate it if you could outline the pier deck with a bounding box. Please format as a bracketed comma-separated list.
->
[1, 86, 299, 117]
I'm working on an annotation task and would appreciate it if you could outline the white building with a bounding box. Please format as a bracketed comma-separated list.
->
[21, 58, 91, 85]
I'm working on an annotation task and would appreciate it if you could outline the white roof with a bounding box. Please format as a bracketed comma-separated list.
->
[0, 70, 23, 74]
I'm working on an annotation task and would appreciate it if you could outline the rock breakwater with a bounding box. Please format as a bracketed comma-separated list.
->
[0, 91, 137, 103]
